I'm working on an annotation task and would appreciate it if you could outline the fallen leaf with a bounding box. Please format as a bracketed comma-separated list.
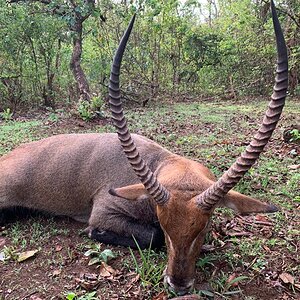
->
[226, 273, 237, 286]
[227, 231, 251, 237]
[252, 183, 262, 190]
[202, 244, 216, 252]
[169, 295, 201, 300]
[279, 272, 295, 285]
[152, 291, 168, 300]
[83, 273, 98, 281]
[52, 269, 61, 277]
[128, 273, 140, 285]
[99, 262, 116, 278]
[17, 249, 39, 262]
[55, 245, 63, 252]
[288, 164, 299, 170]
[255, 215, 269, 222]
[262, 245, 271, 252]
[75, 274, 99, 291]
[29, 295, 44, 300]
[0, 237, 6, 248]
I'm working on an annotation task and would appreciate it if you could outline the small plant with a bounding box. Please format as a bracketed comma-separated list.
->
[0, 108, 13, 121]
[77, 100, 94, 121]
[129, 237, 165, 289]
[84, 244, 115, 266]
[0, 246, 18, 262]
[213, 272, 248, 298]
[65, 291, 98, 300]
[77, 96, 105, 121]
[289, 129, 300, 142]
[196, 254, 217, 271]
[48, 113, 59, 122]
[251, 258, 268, 272]
[91, 95, 104, 117]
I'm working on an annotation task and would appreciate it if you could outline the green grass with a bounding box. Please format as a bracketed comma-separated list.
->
[0, 120, 43, 155]
[129, 237, 166, 290]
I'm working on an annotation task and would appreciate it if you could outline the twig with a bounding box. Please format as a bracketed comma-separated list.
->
[21, 290, 38, 300]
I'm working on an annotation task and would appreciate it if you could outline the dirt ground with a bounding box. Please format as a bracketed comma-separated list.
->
[0, 99, 299, 300]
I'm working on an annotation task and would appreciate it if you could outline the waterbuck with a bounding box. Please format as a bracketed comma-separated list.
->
[0, 0, 287, 295]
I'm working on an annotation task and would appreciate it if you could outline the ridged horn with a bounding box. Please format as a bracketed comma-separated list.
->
[196, 0, 288, 211]
[108, 15, 170, 205]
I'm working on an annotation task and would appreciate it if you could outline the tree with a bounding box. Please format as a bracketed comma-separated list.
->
[9, 0, 97, 102]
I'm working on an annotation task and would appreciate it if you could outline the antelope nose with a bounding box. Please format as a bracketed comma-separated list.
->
[165, 275, 194, 295]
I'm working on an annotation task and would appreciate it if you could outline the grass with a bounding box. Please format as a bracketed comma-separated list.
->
[0, 98, 299, 299]
[0, 120, 44, 155]
[129, 237, 166, 290]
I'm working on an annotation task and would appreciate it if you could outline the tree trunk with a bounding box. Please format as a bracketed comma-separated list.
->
[70, 21, 91, 102]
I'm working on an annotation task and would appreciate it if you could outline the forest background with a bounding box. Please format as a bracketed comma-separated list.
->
[0, 0, 299, 116]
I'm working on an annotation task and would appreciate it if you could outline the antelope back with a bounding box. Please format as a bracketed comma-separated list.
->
[0, 133, 170, 218]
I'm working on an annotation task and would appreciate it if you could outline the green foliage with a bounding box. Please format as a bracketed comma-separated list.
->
[0, 0, 298, 108]
[84, 244, 115, 266]
[91, 95, 105, 117]
[0, 0, 70, 108]
[0, 246, 18, 262]
[77, 96, 104, 121]
[289, 129, 300, 142]
[196, 254, 217, 271]
[213, 272, 248, 297]
[0, 108, 13, 121]
[129, 237, 165, 289]
[77, 100, 94, 121]
[0, 120, 42, 155]
[65, 291, 98, 300]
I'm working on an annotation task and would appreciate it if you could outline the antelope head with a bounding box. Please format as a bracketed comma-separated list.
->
[108, 0, 288, 295]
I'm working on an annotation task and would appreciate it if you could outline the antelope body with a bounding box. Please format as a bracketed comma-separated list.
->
[0, 0, 288, 296]
[0, 133, 169, 247]
[0, 132, 278, 291]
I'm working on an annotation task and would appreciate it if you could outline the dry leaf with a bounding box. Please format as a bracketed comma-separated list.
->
[83, 273, 98, 281]
[255, 215, 269, 222]
[169, 295, 201, 300]
[29, 295, 44, 300]
[226, 273, 238, 286]
[17, 249, 39, 262]
[99, 262, 116, 278]
[129, 273, 140, 285]
[152, 291, 168, 300]
[0, 237, 6, 248]
[75, 274, 99, 291]
[262, 245, 271, 252]
[288, 164, 299, 170]
[52, 269, 61, 277]
[279, 272, 295, 285]
[55, 245, 63, 252]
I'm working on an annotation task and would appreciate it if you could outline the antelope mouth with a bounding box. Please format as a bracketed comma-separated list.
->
[164, 275, 195, 296]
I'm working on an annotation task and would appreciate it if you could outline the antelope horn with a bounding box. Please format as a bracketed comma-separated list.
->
[197, 0, 288, 210]
[108, 15, 170, 205]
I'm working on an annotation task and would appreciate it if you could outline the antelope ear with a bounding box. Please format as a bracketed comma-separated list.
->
[109, 183, 150, 201]
[218, 190, 278, 215]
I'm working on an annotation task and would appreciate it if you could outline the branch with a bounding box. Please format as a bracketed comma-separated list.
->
[261, 0, 300, 29]
[278, 8, 300, 29]
[8, 0, 67, 17]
